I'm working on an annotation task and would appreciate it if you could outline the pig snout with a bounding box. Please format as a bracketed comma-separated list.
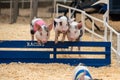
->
[69, 37, 76, 41]
[62, 27, 68, 33]
[68, 35, 76, 41]
[35, 31, 48, 44]
[62, 30, 66, 33]
[70, 37, 74, 41]
[41, 39, 47, 44]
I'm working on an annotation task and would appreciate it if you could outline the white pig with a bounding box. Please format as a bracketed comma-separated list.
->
[30, 17, 52, 44]
[67, 21, 83, 50]
[54, 16, 69, 43]
[73, 64, 93, 80]
[67, 21, 83, 41]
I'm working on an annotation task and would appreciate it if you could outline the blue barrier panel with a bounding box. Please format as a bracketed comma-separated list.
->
[0, 40, 111, 67]
[0, 41, 68, 48]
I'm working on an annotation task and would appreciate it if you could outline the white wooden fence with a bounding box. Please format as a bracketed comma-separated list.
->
[56, 3, 120, 64]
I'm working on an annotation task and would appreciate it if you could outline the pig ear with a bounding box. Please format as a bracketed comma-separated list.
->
[77, 22, 82, 29]
[35, 23, 42, 31]
[48, 23, 53, 31]
[54, 18, 61, 23]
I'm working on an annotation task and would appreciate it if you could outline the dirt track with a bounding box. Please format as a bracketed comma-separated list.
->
[0, 8, 120, 80]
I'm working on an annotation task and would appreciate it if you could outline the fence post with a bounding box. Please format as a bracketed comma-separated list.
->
[30, 0, 38, 21]
[56, 3, 58, 17]
[10, 0, 19, 24]
[21, 0, 24, 8]
[0, 1, 1, 15]
[117, 34, 120, 64]
[92, 19, 95, 41]
[68, 7, 71, 19]
[15, 0, 19, 18]
[103, 16, 108, 41]
[105, 42, 111, 65]
[53, 0, 56, 18]
[81, 11, 85, 38]
[53, 47, 57, 60]
[107, 0, 109, 23]
[109, 30, 113, 42]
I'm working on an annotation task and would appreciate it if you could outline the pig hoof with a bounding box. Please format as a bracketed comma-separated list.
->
[62, 40, 64, 42]
[38, 43, 41, 45]
[55, 41, 58, 44]
[41, 44, 44, 46]
[37, 41, 41, 45]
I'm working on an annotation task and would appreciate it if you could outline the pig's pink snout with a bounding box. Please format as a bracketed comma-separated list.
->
[42, 39, 47, 43]
[69, 36, 75, 41]
[62, 30, 66, 33]
[62, 29, 67, 33]
[70, 37, 74, 40]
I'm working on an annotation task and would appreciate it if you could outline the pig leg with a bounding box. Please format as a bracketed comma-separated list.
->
[78, 43, 80, 50]
[37, 39, 42, 45]
[69, 46, 73, 51]
[59, 33, 67, 51]
[77, 36, 81, 51]
[76, 37, 81, 51]
[37, 40, 45, 46]
[55, 31, 60, 44]
[75, 36, 81, 57]
[31, 35, 34, 41]
[61, 33, 67, 51]
[78, 30, 83, 50]
[30, 30, 35, 41]
[55, 32, 58, 44]
[30, 23, 35, 41]
[61, 33, 67, 42]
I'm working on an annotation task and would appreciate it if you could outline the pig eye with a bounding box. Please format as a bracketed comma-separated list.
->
[75, 26, 77, 29]
[40, 32, 42, 35]
[68, 30, 70, 33]
[74, 31, 77, 33]
[60, 22, 62, 26]
[47, 33, 48, 36]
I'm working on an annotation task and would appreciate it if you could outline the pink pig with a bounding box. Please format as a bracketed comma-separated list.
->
[54, 16, 69, 43]
[30, 17, 52, 44]
[67, 21, 83, 41]
[67, 21, 83, 50]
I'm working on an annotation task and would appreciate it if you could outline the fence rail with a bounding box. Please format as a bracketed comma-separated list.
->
[0, 41, 111, 67]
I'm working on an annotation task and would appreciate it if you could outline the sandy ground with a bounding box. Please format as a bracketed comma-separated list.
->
[0, 8, 120, 80]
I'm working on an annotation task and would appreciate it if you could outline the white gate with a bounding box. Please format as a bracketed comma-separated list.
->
[56, 3, 120, 64]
